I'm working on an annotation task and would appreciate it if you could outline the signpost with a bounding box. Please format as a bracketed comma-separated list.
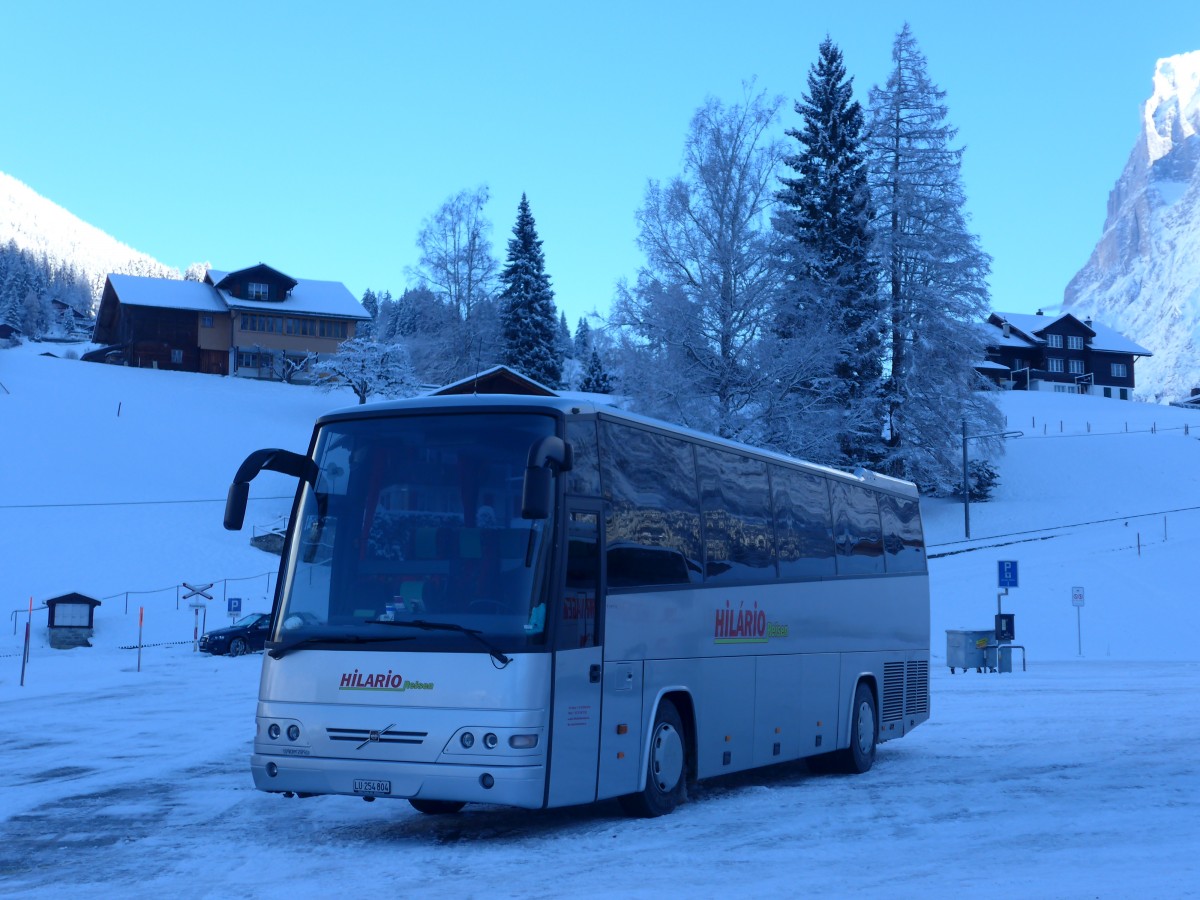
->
[1072, 586, 1085, 657]
[995, 561, 1019, 647]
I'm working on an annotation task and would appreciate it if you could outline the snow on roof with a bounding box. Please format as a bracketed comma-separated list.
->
[989, 312, 1152, 356]
[106, 274, 226, 312]
[219, 278, 369, 320]
[110, 270, 368, 320]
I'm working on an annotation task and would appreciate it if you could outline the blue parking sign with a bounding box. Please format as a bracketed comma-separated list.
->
[997, 561, 1019, 589]
[228, 597, 243, 615]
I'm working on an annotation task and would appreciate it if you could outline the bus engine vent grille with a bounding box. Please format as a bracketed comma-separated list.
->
[882, 662, 905, 721]
[905, 660, 929, 716]
[326, 727, 427, 745]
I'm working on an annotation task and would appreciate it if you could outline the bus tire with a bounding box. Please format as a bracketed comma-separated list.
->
[409, 799, 466, 815]
[840, 681, 877, 774]
[619, 699, 687, 818]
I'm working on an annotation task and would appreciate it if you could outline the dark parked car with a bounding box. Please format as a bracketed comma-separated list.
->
[199, 612, 271, 656]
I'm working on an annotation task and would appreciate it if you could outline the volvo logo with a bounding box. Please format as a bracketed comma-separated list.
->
[356, 723, 395, 750]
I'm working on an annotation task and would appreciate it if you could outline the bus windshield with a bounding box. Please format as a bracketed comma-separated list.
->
[273, 412, 558, 654]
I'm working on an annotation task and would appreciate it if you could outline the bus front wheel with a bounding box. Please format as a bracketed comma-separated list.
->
[619, 699, 687, 818]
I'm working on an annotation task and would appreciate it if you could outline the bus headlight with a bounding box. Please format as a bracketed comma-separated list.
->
[483, 732, 499, 749]
[287, 724, 301, 742]
[460, 732, 475, 749]
[268, 723, 281, 740]
[508, 734, 539, 749]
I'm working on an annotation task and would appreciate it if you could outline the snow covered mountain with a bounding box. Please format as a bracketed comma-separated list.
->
[1063, 51, 1200, 402]
[0, 170, 179, 310]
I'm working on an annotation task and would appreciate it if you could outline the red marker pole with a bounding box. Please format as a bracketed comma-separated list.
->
[138, 606, 144, 672]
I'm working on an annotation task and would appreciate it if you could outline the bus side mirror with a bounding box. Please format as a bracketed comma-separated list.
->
[521, 436, 572, 520]
[223, 448, 317, 531]
[224, 482, 250, 531]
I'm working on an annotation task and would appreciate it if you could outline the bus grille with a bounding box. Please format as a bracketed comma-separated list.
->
[882, 663, 905, 721]
[905, 660, 929, 716]
[326, 727, 427, 745]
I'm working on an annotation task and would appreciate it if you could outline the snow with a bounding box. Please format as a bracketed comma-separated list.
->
[3, 344, 1200, 896]
[1146, 51, 1200, 163]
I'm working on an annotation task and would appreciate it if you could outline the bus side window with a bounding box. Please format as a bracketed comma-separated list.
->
[560, 510, 599, 648]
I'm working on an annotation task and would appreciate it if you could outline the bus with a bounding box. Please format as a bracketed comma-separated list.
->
[223, 394, 929, 817]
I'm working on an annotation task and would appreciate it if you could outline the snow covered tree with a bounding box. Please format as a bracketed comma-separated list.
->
[409, 186, 501, 383]
[579, 348, 614, 394]
[556, 310, 572, 369]
[311, 338, 419, 405]
[573, 317, 592, 358]
[776, 37, 883, 466]
[866, 24, 1001, 492]
[183, 262, 211, 282]
[498, 194, 561, 387]
[358, 289, 379, 339]
[612, 86, 786, 440]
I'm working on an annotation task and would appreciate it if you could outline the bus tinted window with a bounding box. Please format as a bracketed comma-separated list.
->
[601, 422, 702, 588]
[879, 493, 926, 574]
[771, 466, 836, 579]
[830, 480, 884, 575]
[565, 419, 601, 496]
[697, 446, 776, 583]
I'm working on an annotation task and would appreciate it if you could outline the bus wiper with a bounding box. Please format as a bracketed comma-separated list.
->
[368, 618, 511, 666]
[267, 633, 414, 660]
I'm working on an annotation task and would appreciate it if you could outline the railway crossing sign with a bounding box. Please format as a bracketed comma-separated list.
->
[182, 582, 214, 601]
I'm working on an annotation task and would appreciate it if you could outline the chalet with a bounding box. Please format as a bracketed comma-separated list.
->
[978, 310, 1152, 400]
[89, 263, 369, 380]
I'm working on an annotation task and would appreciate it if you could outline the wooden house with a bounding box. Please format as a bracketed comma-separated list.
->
[89, 263, 369, 380]
[978, 310, 1152, 400]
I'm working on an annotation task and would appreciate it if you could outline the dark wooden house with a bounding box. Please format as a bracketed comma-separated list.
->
[978, 311, 1152, 400]
[89, 263, 369, 379]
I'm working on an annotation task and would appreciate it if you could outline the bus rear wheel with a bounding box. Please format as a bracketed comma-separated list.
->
[408, 799, 466, 815]
[619, 699, 687, 818]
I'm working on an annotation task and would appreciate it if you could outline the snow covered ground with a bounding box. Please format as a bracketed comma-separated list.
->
[2, 344, 1199, 897]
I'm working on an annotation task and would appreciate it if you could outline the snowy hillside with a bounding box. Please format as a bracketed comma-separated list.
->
[3, 344, 1200, 656]
[1064, 50, 1200, 402]
[0, 171, 179, 307]
[2, 346, 1199, 896]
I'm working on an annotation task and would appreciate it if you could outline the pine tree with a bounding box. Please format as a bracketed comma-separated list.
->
[359, 289, 379, 339]
[579, 348, 614, 394]
[776, 36, 883, 466]
[499, 194, 561, 387]
[574, 317, 592, 359]
[865, 24, 1001, 492]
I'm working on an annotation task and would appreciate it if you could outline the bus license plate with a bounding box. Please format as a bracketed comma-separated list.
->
[353, 779, 391, 795]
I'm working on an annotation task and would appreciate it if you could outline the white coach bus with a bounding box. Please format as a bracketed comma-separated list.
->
[223, 394, 929, 817]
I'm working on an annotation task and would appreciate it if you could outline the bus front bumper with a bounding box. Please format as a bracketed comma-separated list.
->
[251, 753, 547, 809]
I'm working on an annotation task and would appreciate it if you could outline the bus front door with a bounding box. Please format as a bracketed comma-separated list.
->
[546, 505, 603, 807]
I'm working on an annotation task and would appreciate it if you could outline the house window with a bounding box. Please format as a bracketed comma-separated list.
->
[1111, 363, 1128, 378]
[1068, 359, 1085, 375]
[200, 314, 214, 328]
[170, 349, 183, 364]
[248, 282, 269, 301]
[1103, 387, 1112, 398]
[1067, 335, 1084, 350]
[1047, 358, 1064, 373]
[1046, 334, 1063, 348]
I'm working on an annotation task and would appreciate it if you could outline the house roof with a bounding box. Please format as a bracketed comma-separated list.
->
[106, 274, 227, 313]
[105, 268, 369, 321]
[988, 312, 1152, 356]
[430, 365, 558, 396]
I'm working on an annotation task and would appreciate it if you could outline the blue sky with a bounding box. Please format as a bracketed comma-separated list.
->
[2, 1, 1195, 330]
